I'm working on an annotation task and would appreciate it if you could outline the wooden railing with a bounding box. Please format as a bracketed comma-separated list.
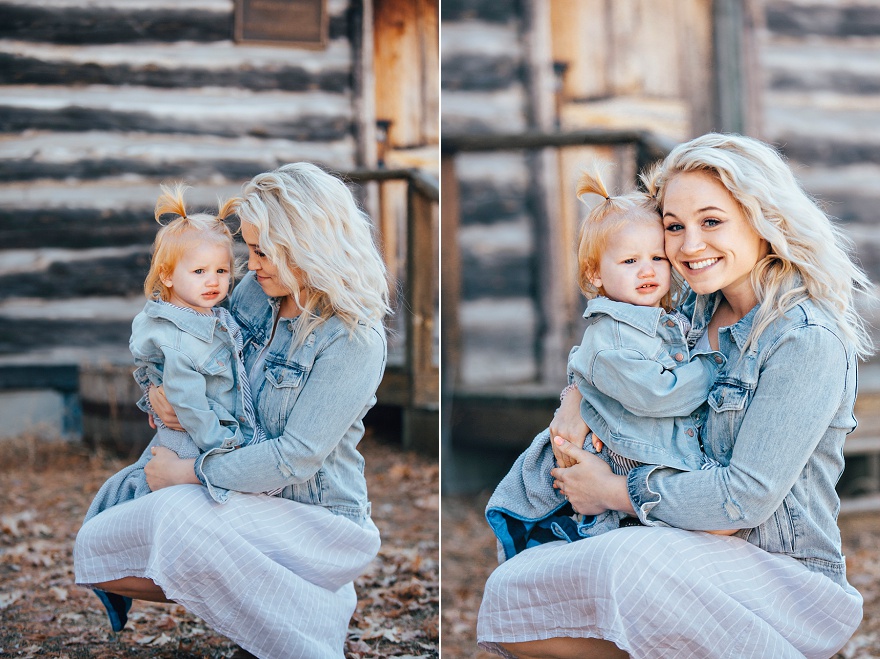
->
[345, 168, 439, 453]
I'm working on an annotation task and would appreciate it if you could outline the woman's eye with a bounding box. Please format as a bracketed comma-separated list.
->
[704, 218, 721, 227]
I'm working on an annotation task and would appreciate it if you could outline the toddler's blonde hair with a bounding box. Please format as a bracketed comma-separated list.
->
[144, 184, 238, 302]
[576, 168, 680, 310]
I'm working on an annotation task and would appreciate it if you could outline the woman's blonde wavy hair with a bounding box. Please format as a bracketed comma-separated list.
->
[576, 167, 681, 312]
[643, 133, 874, 358]
[236, 162, 390, 347]
[144, 183, 238, 302]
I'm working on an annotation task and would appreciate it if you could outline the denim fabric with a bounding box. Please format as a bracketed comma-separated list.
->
[130, 301, 261, 451]
[628, 291, 858, 587]
[194, 273, 387, 525]
[568, 297, 724, 471]
[485, 429, 623, 562]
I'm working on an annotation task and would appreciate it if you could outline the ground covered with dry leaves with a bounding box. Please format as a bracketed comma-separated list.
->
[441, 492, 880, 659]
[0, 430, 438, 658]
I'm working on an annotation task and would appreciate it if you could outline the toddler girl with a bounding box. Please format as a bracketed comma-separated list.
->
[487, 169, 725, 560]
[83, 185, 269, 630]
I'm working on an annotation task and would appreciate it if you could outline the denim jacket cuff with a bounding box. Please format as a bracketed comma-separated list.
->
[627, 464, 671, 527]
[194, 448, 234, 504]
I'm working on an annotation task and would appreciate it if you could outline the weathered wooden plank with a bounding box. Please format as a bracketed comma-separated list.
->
[458, 180, 529, 225]
[0, 105, 352, 141]
[0, 252, 151, 300]
[0, 3, 350, 44]
[0, 53, 350, 93]
[0, 317, 133, 354]
[0, 208, 156, 248]
[767, 3, 880, 38]
[460, 251, 532, 300]
[440, 54, 523, 92]
[778, 139, 880, 168]
[440, 0, 521, 23]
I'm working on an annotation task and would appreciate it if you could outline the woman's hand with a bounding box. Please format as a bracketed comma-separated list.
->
[550, 437, 635, 516]
[149, 385, 184, 431]
[550, 388, 590, 468]
[145, 446, 199, 491]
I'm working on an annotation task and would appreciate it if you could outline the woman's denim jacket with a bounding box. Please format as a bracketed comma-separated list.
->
[568, 297, 724, 471]
[131, 301, 260, 451]
[626, 291, 858, 588]
[193, 273, 387, 526]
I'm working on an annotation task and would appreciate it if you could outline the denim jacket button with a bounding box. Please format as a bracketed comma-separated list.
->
[278, 374, 284, 382]
[714, 355, 723, 364]
[674, 353, 684, 361]
[686, 428, 695, 437]
[666, 319, 675, 327]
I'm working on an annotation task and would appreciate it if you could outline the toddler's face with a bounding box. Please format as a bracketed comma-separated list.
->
[590, 221, 671, 307]
[161, 241, 232, 313]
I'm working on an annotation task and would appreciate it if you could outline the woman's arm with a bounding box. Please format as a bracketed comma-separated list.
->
[629, 325, 851, 531]
[195, 327, 386, 494]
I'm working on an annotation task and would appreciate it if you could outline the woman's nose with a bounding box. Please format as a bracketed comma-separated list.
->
[247, 253, 259, 271]
[680, 230, 706, 254]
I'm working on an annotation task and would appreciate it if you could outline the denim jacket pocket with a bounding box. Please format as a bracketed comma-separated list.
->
[743, 496, 799, 555]
[201, 344, 231, 376]
[707, 382, 749, 413]
[264, 362, 305, 389]
[282, 469, 325, 505]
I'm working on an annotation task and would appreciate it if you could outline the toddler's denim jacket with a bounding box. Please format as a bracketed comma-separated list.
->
[568, 297, 724, 471]
[193, 273, 387, 526]
[628, 291, 859, 588]
[130, 301, 261, 451]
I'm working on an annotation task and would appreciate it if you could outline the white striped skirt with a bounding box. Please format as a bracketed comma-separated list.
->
[477, 526, 862, 659]
[75, 484, 380, 659]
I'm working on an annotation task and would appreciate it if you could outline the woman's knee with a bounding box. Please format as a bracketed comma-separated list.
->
[500, 638, 629, 659]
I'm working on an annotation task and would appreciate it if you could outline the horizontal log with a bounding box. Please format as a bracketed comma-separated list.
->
[441, 54, 523, 92]
[440, 0, 521, 23]
[0, 105, 352, 141]
[0, 364, 79, 392]
[460, 251, 533, 300]
[0, 157, 275, 185]
[459, 180, 529, 225]
[0, 251, 151, 300]
[769, 69, 880, 96]
[0, 208, 157, 248]
[779, 139, 880, 168]
[0, 4, 350, 44]
[0, 317, 132, 354]
[0, 52, 351, 93]
[767, 3, 880, 38]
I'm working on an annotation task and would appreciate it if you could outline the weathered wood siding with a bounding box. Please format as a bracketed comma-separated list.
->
[0, 0, 362, 369]
[443, 0, 714, 390]
[759, 0, 880, 293]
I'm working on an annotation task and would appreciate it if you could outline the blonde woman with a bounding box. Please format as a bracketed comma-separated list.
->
[75, 163, 390, 659]
[478, 134, 869, 658]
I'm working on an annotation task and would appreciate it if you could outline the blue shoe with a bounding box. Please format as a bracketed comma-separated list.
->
[92, 589, 132, 632]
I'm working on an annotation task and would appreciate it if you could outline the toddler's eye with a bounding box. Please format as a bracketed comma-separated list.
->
[194, 268, 204, 274]
[623, 258, 636, 264]
[652, 256, 667, 262]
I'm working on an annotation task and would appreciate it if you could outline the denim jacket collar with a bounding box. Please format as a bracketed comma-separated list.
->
[142, 300, 218, 344]
[686, 291, 760, 351]
[584, 297, 664, 337]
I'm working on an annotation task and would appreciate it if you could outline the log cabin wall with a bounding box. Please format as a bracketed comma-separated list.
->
[442, 0, 715, 393]
[0, 0, 439, 439]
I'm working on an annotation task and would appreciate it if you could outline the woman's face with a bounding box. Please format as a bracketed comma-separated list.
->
[240, 222, 292, 299]
[662, 171, 769, 307]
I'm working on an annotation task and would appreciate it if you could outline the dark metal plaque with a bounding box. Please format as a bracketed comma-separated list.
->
[235, 0, 328, 48]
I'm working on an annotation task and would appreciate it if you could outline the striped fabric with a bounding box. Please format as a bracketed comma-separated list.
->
[75, 484, 380, 658]
[477, 526, 862, 658]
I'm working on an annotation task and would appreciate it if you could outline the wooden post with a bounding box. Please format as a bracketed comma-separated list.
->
[402, 173, 439, 452]
[523, 0, 568, 385]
